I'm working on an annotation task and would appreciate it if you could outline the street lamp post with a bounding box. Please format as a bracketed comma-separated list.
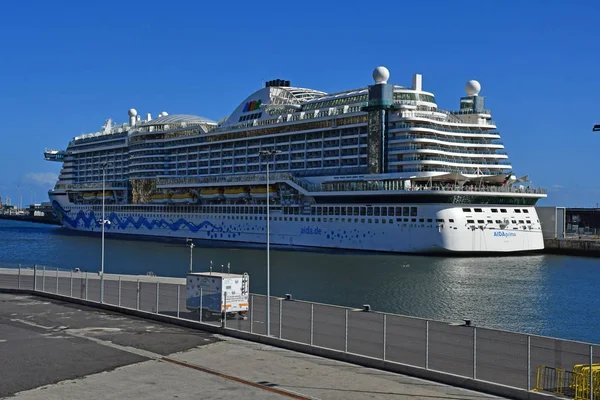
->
[258, 149, 281, 336]
[186, 238, 195, 272]
[100, 162, 112, 303]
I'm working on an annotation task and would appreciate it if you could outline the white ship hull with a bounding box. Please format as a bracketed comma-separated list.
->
[50, 195, 544, 254]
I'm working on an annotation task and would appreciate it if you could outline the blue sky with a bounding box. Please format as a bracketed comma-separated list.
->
[1, 1, 599, 207]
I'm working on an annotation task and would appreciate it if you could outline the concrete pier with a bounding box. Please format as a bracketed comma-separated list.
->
[544, 238, 600, 257]
[0, 292, 504, 400]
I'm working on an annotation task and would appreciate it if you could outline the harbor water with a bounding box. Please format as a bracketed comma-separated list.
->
[0, 219, 598, 344]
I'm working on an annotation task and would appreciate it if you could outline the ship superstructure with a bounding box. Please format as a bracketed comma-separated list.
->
[45, 67, 546, 253]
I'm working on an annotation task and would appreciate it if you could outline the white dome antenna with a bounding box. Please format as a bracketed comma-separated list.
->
[128, 108, 138, 127]
[465, 80, 481, 96]
[373, 66, 390, 84]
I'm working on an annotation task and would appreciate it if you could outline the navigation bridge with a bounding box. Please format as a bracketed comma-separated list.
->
[44, 149, 67, 162]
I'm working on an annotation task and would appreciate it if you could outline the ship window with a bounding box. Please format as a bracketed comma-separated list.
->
[474, 208, 483, 212]
[419, 218, 424, 222]
[410, 207, 417, 216]
[404, 218, 409, 222]
[368, 219, 372, 223]
[519, 220, 524, 224]
[374, 208, 380, 216]
[354, 207, 360, 216]
[496, 220, 502, 223]
[396, 218, 402, 222]
[361, 218, 365, 223]
[449, 219, 455, 223]
[367, 207, 373, 216]
[375, 219, 379, 223]
[381, 208, 387, 216]
[312, 217, 315, 222]
[500, 209, 507, 213]
[395, 207, 402, 216]
[382, 219, 386, 224]
[477, 220, 484, 223]
[467, 219, 474, 223]
[317, 218, 321, 222]
[523, 209, 529, 213]
[334, 207, 340, 215]
[427, 218, 433, 222]
[462, 208, 471, 212]
[436, 219, 444, 223]
[511, 220, 517, 224]
[317, 207, 322, 215]
[389, 219, 393, 224]
[403, 207, 409, 216]
[360, 207, 366, 216]
[491, 209, 498, 213]
[487, 220, 493, 223]
[526, 220, 531, 224]
[515, 209, 521, 213]
[388, 207, 394, 216]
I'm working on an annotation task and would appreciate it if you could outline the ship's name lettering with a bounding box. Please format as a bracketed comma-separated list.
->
[493, 231, 516, 237]
[300, 226, 322, 235]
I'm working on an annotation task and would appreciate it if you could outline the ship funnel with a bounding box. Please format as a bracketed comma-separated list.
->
[128, 109, 138, 127]
[147, 113, 152, 121]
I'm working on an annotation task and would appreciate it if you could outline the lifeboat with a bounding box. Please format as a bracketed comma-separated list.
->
[171, 192, 196, 204]
[223, 186, 250, 199]
[151, 193, 172, 203]
[82, 192, 96, 201]
[249, 185, 279, 199]
[97, 190, 114, 201]
[199, 187, 224, 200]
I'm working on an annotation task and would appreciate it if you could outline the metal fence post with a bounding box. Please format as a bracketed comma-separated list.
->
[118, 276, 121, 307]
[310, 303, 314, 346]
[383, 314, 387, 361]
[176, 285, 180, 319]
[473, 327, 477, 380]
[33, 264, 37, 290]
[344, 308, 348, 353]
[136, 280, 140, 310]
[70, 270, 73, 297]
[85, 271, 88, 300]
[527, 335, 531, 391]
[42, 266, 46, 292]
[56, 268, 59, 294]
[426, 320, 429, 369]
[155, 282, 159, 314]
[250, 295, 253, 333]
[199, 288, 203, 322]
[279, 298, 283, 339]
[590, 345, 594, 400]
[222, 292, 227, 328]
[18, 264, 21, 289]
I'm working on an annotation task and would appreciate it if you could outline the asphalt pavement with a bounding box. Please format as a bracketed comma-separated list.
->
[0, 292, 507, 399]
[0, 268, 597, 395]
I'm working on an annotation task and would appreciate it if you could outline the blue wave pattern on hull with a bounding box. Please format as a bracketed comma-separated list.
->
[52, 200, 227, 235]
[50, 201, 378, 245]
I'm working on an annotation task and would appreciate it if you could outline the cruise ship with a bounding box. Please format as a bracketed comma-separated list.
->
[45, 67, 546, 253]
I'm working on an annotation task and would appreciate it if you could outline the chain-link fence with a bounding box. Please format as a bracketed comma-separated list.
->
[0, 265, 597, 399]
